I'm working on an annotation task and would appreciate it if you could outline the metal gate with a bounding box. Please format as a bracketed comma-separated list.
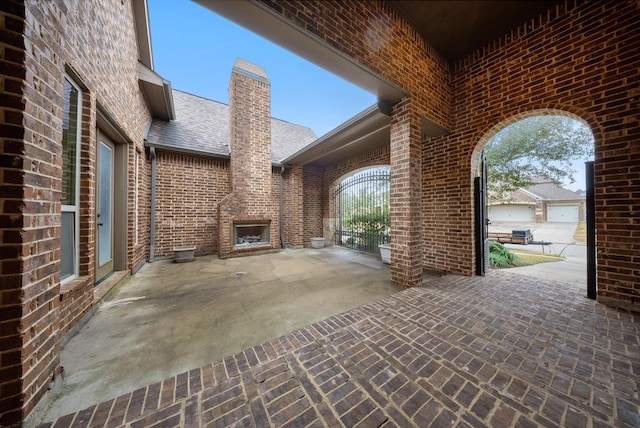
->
[475, 151, 489, 275]
[334, 167, 390, 255]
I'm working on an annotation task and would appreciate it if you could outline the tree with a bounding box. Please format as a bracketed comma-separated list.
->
[485, 116, 594, 199]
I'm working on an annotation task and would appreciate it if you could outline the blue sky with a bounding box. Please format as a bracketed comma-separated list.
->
[148, 0, 375, 138]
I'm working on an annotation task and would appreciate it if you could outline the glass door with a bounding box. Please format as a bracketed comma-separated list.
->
[96, 138, 115, 281]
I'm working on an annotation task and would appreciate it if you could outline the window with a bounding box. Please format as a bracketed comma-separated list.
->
[61, 76, 81, 282]
[134, 150, 139, 245]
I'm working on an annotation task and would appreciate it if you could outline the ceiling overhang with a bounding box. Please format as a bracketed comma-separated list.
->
[283, 104, 390, 167]
[138, 62, 175, 121]
[386, 1, 566, 63]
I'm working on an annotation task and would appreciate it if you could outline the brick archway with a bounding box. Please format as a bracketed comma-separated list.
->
[468, 107, 597, 285]
[470, 107, 600, 179]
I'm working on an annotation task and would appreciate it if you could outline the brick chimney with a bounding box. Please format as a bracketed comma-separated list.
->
[218, 59, 279, 257]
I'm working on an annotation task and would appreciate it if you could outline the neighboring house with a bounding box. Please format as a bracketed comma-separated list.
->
[489, 181, 586, 223]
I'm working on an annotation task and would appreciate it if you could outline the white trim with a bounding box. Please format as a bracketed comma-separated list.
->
[134, 151, 139, 245]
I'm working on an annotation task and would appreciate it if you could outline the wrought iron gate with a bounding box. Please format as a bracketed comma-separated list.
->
[333, 167, 390, 255]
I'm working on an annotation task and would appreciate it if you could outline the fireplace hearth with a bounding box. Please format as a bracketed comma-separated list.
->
[233, 222, 270, 248]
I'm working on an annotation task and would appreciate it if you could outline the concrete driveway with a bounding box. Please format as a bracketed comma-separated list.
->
[489, 222, 587, 286]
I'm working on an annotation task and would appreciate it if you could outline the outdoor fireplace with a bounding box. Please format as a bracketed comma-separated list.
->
[233, 222, 270, 248]
[218, 60, 279, 257]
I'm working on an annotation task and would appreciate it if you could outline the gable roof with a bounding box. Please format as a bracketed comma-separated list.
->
[523, 182, 584, 200]
[145, 90, 317, 163]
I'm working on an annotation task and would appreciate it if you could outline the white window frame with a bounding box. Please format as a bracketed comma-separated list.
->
[134, 150, 139, 245]
[61, 75, 82, 284]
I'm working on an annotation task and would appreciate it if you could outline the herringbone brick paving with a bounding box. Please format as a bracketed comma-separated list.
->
[41, 271, 640, 427]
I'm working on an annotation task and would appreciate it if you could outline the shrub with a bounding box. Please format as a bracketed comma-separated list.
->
[489, 241, 521, 268]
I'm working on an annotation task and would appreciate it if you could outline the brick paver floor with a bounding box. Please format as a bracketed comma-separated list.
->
[40, 271, 639, 427]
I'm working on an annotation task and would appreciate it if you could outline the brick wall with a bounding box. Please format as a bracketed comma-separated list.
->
[500, 190, 536, 204]
[0, 0, 81, 423]
[1, 0, 154, 423]
[303, 166, 324, 245]
[0, 1, 64, 423]
[151, 153, 310, 258]
[390, 99, 423, 285]
[154, 153, 230, 258]
[257, 0, 639, 310]
[132, 147, 151, 272]
[280, 166, 305, 248]
[447, 0, 640, 309]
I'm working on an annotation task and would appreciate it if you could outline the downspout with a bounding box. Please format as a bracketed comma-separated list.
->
[280, 165, 286, 248]
[149, 146, 157, 262]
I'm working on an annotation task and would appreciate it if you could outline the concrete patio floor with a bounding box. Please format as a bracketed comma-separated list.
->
[39, 248, 402, 423]
[38, 248, 639, 427]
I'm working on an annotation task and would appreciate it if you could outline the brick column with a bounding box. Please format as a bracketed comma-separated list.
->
[390, 98, 423, 287]
[228, 59, 272, 202]
[219, 59, 279, 256]
[0, 1, 64, 425]
[283, 166, 304, 248]
[303, 166, 324, 245]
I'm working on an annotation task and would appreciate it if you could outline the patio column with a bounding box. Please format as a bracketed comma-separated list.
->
[283, 165, 304, 248]
[390, 98, 423, 287]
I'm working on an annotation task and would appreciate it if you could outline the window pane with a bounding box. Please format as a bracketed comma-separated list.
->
[134, 151, 139, 245]
[61, 211, 75, 279]
[62, 78, 79, 206]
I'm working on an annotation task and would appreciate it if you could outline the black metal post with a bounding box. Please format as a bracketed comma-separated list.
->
[474, 177, 483, 275]
[586, 161, 596, 300]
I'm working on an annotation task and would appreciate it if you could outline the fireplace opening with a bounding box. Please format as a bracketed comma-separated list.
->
[233, 222, 270, 248]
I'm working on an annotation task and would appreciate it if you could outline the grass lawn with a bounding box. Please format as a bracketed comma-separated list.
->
[574, 221, 586, 243]
[510, 250, 564, 266]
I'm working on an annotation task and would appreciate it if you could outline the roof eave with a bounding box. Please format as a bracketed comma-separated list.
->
[145, 142, 289, 168]
[145, 142, 229, 159]
[138, 62, 176, 121]
[282, 104, 388, 166]
[132, 0, 153, 69]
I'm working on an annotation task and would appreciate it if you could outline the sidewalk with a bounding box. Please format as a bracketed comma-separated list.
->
[491, 222, 587, 286]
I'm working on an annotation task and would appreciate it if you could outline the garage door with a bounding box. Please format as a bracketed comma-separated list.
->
[547, 204, 579, 222]
[488, 204, 535, 222]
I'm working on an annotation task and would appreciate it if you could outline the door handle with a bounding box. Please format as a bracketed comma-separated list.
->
[97, 222, 104, 227]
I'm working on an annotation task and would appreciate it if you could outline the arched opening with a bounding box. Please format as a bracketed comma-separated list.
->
[332, 166, 391, 256]
[474, 111, 595, 285]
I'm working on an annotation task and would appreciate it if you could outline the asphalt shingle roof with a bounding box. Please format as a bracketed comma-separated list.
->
[146, 90, 317, 163]
[525, 182, 583, 200]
